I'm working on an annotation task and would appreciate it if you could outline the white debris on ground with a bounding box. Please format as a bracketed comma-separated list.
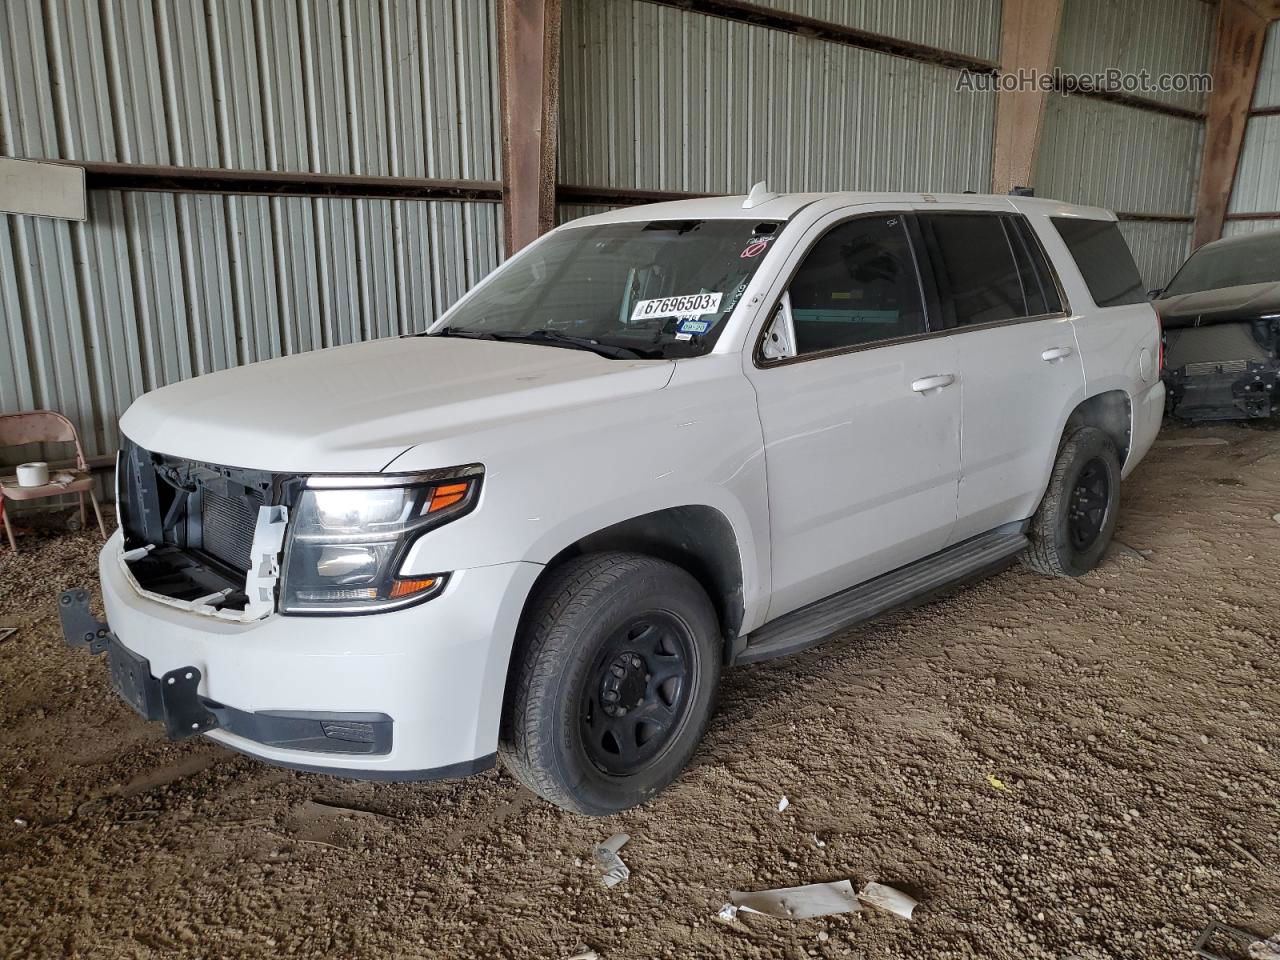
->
[857, 881, 918, 920]
[726, 879, 861, 920]
[591, 833, 630, 888]
[719, 878, 920, 923]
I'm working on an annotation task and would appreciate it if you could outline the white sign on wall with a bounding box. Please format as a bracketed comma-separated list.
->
[0, 157, 86, 221]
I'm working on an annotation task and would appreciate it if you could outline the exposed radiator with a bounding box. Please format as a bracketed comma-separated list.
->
[1185, 359, 1248, 377]
[1164, 323, 1267, 371]
[201, 487, 263, 573]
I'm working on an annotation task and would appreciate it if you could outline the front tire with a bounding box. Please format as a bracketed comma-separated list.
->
[499, 552, 721, 815]
[1021, 426, 1122, 578]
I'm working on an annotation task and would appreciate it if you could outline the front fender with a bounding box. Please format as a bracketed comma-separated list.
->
[395, 357, 772, 629]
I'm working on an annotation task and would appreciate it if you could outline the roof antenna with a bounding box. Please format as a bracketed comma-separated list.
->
[742, 180, 778, 209]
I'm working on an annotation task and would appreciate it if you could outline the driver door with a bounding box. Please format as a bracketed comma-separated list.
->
[745, 211, 961, 621]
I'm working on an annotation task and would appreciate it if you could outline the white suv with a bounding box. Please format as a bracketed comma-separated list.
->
[62, 189, 1164, 814]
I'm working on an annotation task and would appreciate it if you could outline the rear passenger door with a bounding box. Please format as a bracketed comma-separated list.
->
[914, 211, 1086, 543]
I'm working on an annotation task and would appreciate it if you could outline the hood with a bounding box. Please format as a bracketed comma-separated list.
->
[1154, 281, 1280, 330]
[119, 336, 674, 472]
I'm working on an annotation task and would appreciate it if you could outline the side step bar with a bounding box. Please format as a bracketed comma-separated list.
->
[737, 530, 1029, 664]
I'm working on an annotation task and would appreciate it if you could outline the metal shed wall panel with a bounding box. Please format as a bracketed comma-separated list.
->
[1054, 0, 1215, 112]
[1222, 220, 1280, 238]
[0, 0, 500, 180]
[1, 193, 502, 459]
[735, 0, 1001, 62]
[560, 0, 995, 196]
[557, 203, 619, 224]
[1229, 116, 1280, 214]
[1035, 97, 1203, 216]
[1116, 220, 1193, 289]
[1254, 20, 1280, 109]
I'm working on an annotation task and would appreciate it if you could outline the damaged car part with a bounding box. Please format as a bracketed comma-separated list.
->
[1153, 231, 1280, 422]
[58, 589, 393, 754]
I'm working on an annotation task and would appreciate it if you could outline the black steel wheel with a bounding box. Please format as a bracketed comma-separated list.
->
[500, 552, 721, 815]
[579, 613, 695, 777]
[1022, 426, 1122, 578]
[1067, 457, 1111, 550]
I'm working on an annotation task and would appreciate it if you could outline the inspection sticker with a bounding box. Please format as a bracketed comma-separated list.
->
[630, 292, 722, 322]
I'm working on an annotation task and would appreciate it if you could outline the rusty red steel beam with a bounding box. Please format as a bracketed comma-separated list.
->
[1193, 0, 1270, 248]
[497, 0, 562, 255]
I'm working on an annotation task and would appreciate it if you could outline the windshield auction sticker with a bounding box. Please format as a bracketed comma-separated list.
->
[630, 292, 723, 322]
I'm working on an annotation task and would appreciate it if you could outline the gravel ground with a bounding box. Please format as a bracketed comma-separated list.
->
[1, 421, 1278, 959]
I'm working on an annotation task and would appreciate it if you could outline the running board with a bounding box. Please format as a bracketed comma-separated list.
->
[738, 530, 1029, 664]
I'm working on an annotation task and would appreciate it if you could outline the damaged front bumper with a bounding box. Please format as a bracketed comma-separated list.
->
[59, 587, 393, 756]
[59, 587, 219, 741]
[69, 531, 543, 780]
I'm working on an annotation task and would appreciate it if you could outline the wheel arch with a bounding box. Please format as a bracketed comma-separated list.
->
[1061, 389, 1132, 465]
[525, 504, 746, 646]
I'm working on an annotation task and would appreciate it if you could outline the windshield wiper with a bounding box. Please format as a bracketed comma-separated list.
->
[423, 325, 644, 359]
[423, 327, 497, 340]
[494, 329, 641, 359]
[430, 327, 640, 359]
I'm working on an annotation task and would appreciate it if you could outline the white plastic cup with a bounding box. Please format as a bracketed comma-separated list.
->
[16, 461, 49, 487]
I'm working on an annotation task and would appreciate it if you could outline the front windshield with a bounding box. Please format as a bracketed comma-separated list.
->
[432, 218, 784, 358]
[1163, 231, 1280, 296]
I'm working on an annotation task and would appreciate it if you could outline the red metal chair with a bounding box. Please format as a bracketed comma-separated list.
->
[0, 410, 107, 552]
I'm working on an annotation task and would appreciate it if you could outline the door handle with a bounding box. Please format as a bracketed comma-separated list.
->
[911, 374, 956, 393]
[1041, 346, 1074, 362]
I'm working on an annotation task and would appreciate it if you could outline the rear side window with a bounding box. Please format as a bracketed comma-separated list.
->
[919, 213, 1030, 326]
[786, 215, 925, 355]
[1051, 217, 1146, 307]
[1009, 216, 1065, 315]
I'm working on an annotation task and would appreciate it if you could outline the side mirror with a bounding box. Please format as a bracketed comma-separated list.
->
[760, 292, 797, 361]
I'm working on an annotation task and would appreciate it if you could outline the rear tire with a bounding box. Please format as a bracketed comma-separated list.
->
[1021, 426, 1121, 578]
[499, 552, 721, 815]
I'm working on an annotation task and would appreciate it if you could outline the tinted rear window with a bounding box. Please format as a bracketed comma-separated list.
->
[919, 213, 1029, 327]
[1052, 217, 1146, 307]
[1009, 216, 1065, 315]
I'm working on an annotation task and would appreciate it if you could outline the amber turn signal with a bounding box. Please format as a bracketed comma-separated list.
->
[388, 576, 440, 599]
[428, 482, 471, 513]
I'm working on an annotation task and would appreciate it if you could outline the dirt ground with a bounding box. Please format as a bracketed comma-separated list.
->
[1, 422, 1278, 960]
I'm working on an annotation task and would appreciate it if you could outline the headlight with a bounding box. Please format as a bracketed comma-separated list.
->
[280, 467, 481, 615]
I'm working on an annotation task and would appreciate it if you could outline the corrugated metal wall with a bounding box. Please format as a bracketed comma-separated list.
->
[1222, 218, 1280, 238]
[1054, 0, 1214, 112]
[0, 0, 502, 460]
[1228, 21, 1280, 231]
[739, 0, 1001, 62]
[1035, 0, 1212, 288]
[1229, 116, 1280, 216]
[1036, 96, 1204, 215]
[1253, 20, 1280, 110]
[559, 0, 997, 197]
